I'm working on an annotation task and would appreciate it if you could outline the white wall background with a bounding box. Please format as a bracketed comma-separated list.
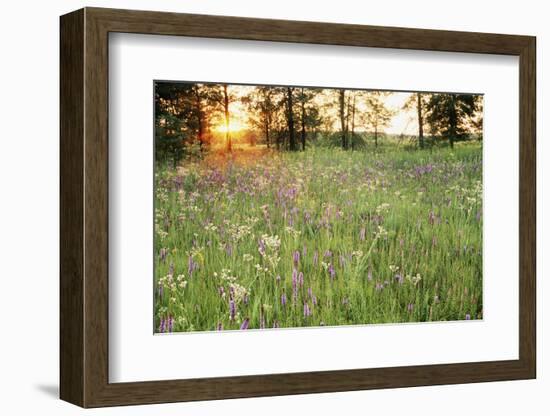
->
[0, 0, 546, 414]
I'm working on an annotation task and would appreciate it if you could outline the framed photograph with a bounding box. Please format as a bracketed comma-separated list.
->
[60, 7, 536, 407]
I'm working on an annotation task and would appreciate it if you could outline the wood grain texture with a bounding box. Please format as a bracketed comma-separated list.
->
[59, 7, 537, 408]
[59, 8, 84, 407]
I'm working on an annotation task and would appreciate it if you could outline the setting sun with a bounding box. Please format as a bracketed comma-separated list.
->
[215, 119, 248, 133]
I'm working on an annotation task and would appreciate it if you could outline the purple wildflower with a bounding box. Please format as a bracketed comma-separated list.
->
[292, 269, 299, 303]
[167, 315, 174, 332]
[407, 303, 414, 313]
[218, 286, 225, 297]
[281, 292, 287, 307]
[216, 322, 223, 331]
[159, 247, 167, 263]
[168, 262, 174, 276]
[258, 238, 266, 256]
[395, 274, 404, 284]
[307, 287, 313, 298]
[312, 295, 317, 306]
[303, 302, 311, 317]
[465, 314, 471, 320]
[293, 250, 300, 266]
[240, 318, 250, 330]
[324, 250, 333, 258]
[158, 317, 166, 333]
[298, 272, 304, 287]
[375, 282, 384, 291]
[229, 299, 236, 321]
[328, 263, 336, 281]
[158, 283, 164, 299]
[188, 256, 198, 276]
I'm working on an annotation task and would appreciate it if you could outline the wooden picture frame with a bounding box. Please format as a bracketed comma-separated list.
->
[60, 7, 536, 408]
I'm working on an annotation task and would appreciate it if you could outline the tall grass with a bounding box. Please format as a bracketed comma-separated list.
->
[154, 143, 482, 332]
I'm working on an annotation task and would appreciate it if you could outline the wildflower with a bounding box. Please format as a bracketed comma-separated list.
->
[258, 238, 266, 256]
[395, 274, 404, 284]
[240, 318, 250, 330]
[158, 283, 164, 299]
[407, 303, 414, 313]
[328, 263, 336, 280]
[272, 320, 280, 328]
[281, 292, 287, 307]
[218, 286, 225, 297]
[465, 314, 471, 320]
[169, 262, 174, 276]
[303, 302, 311, 317]
[293, 250, 300, 266]
[243, 253, 254, 262]
[275, 275, 281, 285]
[216, 322, 223, 331]
[229, 299, 236, 321]
[167, 315, 174, 332]
[298, 272, 304, 287]
[188, 256, 198, 276]
[159, 247, 167, 263]
[158, 317, 166, 333]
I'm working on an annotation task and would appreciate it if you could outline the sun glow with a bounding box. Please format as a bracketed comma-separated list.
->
[215, 119, 248, 133]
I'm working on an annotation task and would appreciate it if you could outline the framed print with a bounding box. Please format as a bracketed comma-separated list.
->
[60, 7, 536, 407]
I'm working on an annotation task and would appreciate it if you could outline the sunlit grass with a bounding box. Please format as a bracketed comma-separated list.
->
[154, 143, 482, 333]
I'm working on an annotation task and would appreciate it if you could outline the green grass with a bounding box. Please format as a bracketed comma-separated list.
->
[154, 142, 482, 332]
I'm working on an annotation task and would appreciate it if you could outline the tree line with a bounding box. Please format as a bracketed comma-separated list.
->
[155, 82, 482, 161]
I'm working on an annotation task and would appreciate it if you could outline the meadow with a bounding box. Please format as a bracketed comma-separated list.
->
[154, 142, 482, 333]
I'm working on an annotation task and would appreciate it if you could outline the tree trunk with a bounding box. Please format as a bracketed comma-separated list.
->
[223, 84, 232, 152]
[374, 125, 378, 148]
[300, 89, 306, 151]
[195, 90, 204, 152]
[264, 118, 270, 148]
[287, 87, 296, 151]
[350, 95, 356, 150]
[339, 89, 346, 149]
[416, 93, 424, 149]
[449, 94, 457, 149]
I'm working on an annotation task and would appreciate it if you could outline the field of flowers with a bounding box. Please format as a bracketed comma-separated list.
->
[154, 144, 482, 333]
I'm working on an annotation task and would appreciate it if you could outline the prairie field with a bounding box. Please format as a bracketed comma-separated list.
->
[154, 143, 482, 332]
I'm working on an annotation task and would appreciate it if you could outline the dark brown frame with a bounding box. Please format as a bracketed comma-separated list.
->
[60, 7, 536, 408]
